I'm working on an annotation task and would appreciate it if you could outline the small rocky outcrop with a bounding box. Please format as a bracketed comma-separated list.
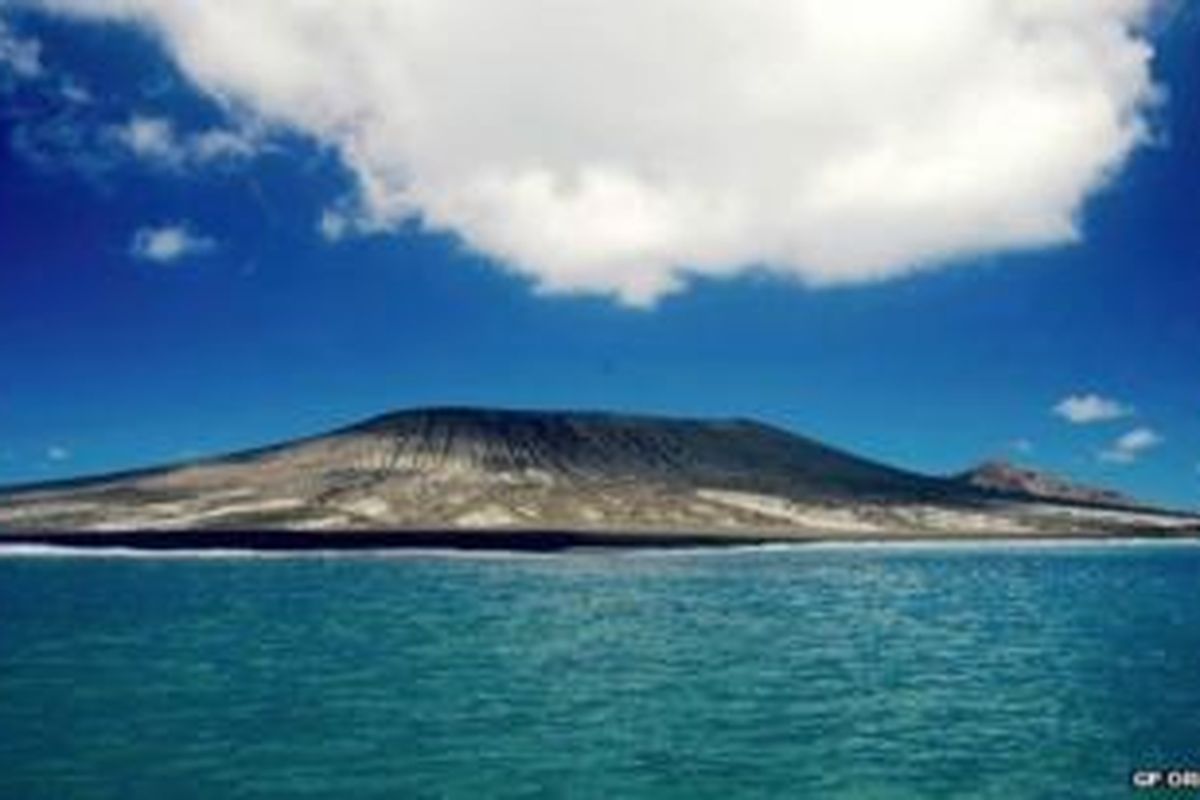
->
[956, 460, 1136, 509]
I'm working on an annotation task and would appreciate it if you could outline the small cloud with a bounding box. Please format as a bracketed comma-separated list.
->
[191, 127, 259, 161]
[0, 19, 42, 80]
[319, 208, 351, 242]
[46, 445, 71, 462]
[1099, 427, 1163, 465]
[1053, 394, 1133, 425]
[60, 79, 91, 105]
[113, 114, 263, 170]
[130, 224, 216, 264]
[116, 115, 181, 166]
[1009, 438, 1035, 456]
[318, 201, 390, 243]
[7, 110, 119, 181]
[1, 54, 111, 180]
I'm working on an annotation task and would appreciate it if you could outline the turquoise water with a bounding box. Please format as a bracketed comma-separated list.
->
[2, 542, 1199, 799]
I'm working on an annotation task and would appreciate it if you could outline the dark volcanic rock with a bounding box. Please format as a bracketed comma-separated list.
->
[344, 407, 944, 498]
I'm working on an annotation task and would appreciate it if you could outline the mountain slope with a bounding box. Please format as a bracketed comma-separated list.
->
[0, 407, 1195, 541]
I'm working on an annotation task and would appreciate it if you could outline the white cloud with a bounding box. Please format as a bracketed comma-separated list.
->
[116, 116, 178, 164]
[190, 126, 258, 161]
[1100, 426, 1163, 464]
[130, 223, 216, 263]
[113, 114, 261, 170]
[1053, 393, 1133, 424]
[46, 445, 70, 462]
[60, 78, 91, 104]
[37, 0, 1160, 305]
[0, 19, 42, 79]
[318, 202, 391, 243]
[1010, 438, 1036, 455]
[318, 208, 354, 243]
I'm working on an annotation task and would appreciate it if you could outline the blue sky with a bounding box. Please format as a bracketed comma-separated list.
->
[1, 2, 1198, 508]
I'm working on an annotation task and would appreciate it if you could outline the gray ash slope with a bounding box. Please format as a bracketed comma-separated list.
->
[1, 407, 1195, 538]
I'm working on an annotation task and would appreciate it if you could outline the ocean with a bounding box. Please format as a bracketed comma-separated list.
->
[1, 540, 1198, 799]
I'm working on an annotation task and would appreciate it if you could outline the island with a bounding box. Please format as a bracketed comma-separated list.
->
[1, 407, 1196, 550]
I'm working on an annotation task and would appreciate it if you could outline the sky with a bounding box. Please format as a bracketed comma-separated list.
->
[0, 1, 1198, 509]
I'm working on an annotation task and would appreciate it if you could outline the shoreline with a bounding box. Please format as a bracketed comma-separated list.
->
[1, 526, 1197, 553]
[0, 529, 776, 553]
